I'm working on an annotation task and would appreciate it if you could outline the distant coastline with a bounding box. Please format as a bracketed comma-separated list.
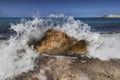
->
[96, 14, 120, 18]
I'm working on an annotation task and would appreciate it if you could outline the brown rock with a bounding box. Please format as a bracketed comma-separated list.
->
[34, 29, 87, 55]
[31, 77, 39, 80]
[14, 56, 120, 80]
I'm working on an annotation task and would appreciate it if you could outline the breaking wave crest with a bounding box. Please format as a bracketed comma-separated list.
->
[0, 15, 120, 79]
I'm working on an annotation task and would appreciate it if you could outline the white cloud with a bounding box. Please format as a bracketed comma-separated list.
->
[49, 13, 64, 18]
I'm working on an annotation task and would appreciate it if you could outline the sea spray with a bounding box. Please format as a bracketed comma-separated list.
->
[0, 18, 41, 80]
[45, 16, 120, 60]
[0, 15, 120, 79]
[18, 16, 120, 61]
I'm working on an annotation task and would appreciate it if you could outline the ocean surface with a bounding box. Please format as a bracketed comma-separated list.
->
[0, 17, 120, 39]
[0, 16, 120, 80]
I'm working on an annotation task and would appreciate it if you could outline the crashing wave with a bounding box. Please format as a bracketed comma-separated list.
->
[0, 15, 120, 79]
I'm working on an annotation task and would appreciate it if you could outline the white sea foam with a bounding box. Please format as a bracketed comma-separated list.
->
[0, 18, 42, 80]
[0, 15, 120, 79]
[50, 16, 120, 60]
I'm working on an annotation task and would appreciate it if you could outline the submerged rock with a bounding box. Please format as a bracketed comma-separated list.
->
[34, 29, 87, 55]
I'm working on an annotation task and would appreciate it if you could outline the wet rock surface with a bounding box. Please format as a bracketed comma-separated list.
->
[13, 56, 120, 80]
[34, 29, 87, 55]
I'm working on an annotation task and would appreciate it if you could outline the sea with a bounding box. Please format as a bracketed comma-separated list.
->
[0, 16, 120, 79]
[0, 17, 120, 39]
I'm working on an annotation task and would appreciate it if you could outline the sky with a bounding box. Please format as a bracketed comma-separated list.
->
[0, 0, 120, 17]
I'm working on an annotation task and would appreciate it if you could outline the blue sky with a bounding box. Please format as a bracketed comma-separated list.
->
[0, 0, 120, 17]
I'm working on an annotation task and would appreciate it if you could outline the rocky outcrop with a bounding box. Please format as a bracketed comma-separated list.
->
[14, 56, 120, 80]
[34, 29, 87, 55]
[11, 29, 120, 80]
